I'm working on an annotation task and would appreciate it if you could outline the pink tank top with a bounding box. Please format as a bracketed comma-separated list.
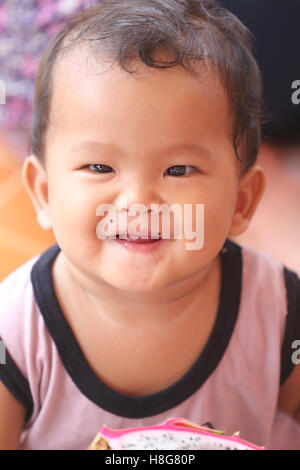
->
[0, 238, 299, 450]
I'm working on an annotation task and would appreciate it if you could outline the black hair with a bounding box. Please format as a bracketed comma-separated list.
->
[29, 0, 263, 175]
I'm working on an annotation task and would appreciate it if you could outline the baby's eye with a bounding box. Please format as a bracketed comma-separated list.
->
[165, 165, 197, 177]
[86, 164, 113, 173]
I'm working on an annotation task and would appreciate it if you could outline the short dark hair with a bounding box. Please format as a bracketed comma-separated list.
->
[29, 0, 263, 175]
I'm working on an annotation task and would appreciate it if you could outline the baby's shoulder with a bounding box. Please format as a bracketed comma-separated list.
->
[240, 241, 285, 276]
[232, 239, 300, 386]
[231, 239, 299, 296]
[0, 252, 51, 424]
[0, 249, 54, 371]
[0, 253, 41, 324]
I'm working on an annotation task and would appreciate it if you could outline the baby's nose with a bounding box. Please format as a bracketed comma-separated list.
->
[113, 187, 163, 233]
[114, 187, 162, 215]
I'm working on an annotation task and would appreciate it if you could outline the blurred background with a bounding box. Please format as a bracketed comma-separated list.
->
[0, 0, 94, 279]
[221, 0, 300, 277]
[0, 0, 299, 280]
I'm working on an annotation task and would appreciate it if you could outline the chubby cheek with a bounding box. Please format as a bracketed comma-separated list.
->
[177, 186, 236, 269]
[204, 200, 233, 255]
[48, 178, 101, 253]
[210, 182, 235, 226]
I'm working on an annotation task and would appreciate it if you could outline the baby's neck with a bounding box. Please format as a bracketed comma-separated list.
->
[51, 250, 222, 395]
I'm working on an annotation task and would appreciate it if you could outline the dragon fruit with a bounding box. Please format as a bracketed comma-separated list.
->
[88, 417, 265, 450]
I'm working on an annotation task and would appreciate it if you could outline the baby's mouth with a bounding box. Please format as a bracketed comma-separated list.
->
[107, 232, 167, 253]
[115, 233, 161, 243]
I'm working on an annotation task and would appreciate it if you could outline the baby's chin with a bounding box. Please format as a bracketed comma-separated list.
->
[77, 237, 215, 295]
[89, 237, 175, 291]
[68, 236, 212, 294]
[97, 262, 171, 294]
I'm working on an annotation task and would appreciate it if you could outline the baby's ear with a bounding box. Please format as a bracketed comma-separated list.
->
[21, 155, 52, 231]
[229, 165, 266, 237]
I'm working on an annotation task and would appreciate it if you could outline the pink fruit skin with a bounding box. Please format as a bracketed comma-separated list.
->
[99, 417, 265, 450]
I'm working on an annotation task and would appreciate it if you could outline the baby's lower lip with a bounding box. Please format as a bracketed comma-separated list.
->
[110, 236, 167, 252]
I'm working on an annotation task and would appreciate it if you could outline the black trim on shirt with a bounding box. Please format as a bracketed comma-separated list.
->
[0, 341, 34, 422]
[280, 267, 300, 385]
[30, 238, 242, 419]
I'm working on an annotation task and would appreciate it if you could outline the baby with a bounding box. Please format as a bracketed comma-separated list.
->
[0, 0, 300, 450]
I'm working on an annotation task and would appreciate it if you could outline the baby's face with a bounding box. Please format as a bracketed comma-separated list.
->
[43, 47, 241, 292]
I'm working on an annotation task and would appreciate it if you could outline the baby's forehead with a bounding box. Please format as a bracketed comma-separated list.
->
[49, 45, 107, 126]
[52, 42, 226, 107]
[54, 42, 102, 84]
[44, 43, 238, 176]
[47, 42, 233, 151]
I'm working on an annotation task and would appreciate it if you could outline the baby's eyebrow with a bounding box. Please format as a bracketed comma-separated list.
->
[70, 141, 113, 154]
[70, 140, 213, 159]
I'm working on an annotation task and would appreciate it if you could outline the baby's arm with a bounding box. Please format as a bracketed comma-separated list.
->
[0, 382, 26, 450]
[277, 266, 300, 423]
